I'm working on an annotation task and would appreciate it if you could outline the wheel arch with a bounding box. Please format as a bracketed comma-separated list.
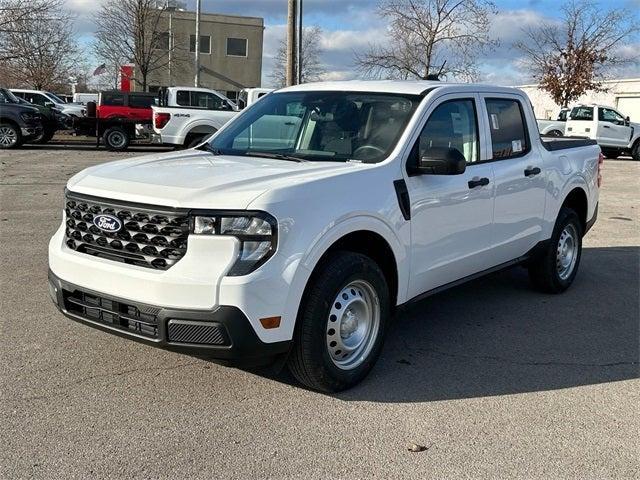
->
[561, 187, 588, 233]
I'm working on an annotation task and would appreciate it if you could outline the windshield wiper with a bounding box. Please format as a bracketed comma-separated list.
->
[197, 144, 223, 155]
[243, 151, 308, 163]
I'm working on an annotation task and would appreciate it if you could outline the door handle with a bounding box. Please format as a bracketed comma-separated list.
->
[468, 177, 490, 189]
[602, 125, 611, 129]
[524, 166, 541, 177]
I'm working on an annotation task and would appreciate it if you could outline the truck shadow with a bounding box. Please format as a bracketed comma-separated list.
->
[271, 246, 639, 402]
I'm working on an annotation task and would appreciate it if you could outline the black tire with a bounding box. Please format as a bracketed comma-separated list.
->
[601, 148, 619, 159]
[548, 129, 563, 137]
[32, 128, 55, 144]
[528, 207, 583, 294]
[0, 122, 22, 149]
[103, 127, 130, 151]
[632, 141, 640, 161]
[287, 251, 390, 392]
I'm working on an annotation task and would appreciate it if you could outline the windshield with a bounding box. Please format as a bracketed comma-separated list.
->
[0, 88, 20, 104]
[45, 92, 65, 104]
[209, 91, 422, 163]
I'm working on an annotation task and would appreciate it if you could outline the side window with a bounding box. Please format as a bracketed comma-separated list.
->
[102, 93, 125, 106]
[599, 108, 625, 125]
[191, 91, 228, 110]
[29, 93, 48, 106]
[176, 91, 190, 106]
[418, 99, 479, 164]
[569, 106, 593, 121]
[485, 98, 529, 159]
[129, 95, 155, 108]
[0, 91, 7, 103]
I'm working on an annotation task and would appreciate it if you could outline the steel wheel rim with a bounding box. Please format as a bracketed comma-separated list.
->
[326, 279, 380, 370]
[557, 224, 578, 280]
[0, 126, 17, 146]
[109, 132, 125, 148]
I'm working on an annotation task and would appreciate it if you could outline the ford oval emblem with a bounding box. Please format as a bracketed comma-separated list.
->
[93, 214, 122, 233]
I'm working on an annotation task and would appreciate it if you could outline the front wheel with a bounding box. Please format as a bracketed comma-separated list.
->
[601, 148, 619, 159]
[287, 251, 390, 392]
[528, 207, 583, 293]
[632, 142, 640, 161]
[0, 122, 21, 149]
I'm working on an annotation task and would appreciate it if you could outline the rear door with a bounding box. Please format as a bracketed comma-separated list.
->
[405, 93, 496, 297]
[480, 94, 546, 263]
[597, 107, 632, 147]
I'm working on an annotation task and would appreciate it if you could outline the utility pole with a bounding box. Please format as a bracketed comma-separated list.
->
[194, 0, 201, 87]
[296, 0, 303, 84]
[286, 0, 297, 87]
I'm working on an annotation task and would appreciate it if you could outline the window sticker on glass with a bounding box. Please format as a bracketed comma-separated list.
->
[512, 139, 523, 153]
[491, 113, 500, 130]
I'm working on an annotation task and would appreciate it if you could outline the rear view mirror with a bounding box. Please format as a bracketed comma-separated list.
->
[410, 147, 467, 175]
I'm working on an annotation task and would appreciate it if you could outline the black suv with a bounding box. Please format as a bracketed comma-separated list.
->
[0, 88, 43, 149]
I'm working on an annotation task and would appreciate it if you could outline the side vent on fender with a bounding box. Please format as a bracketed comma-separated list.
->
[393, 179, 411, 221]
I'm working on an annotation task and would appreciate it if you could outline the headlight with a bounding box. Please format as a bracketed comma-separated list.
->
[191, 212, 277, 276]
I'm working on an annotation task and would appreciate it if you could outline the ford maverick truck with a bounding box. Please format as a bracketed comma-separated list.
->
[49, 81, 601, 391]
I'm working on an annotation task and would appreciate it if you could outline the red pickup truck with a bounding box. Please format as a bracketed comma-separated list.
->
[97, 91, 157, 122]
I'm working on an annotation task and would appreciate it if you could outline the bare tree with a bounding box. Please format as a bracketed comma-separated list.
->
[355, 0, 498, 81]
[0, 0, 82, 90]
[516, 0, 637, 108]
[93, 0, 182, 91]
[270, 26, 326, 88]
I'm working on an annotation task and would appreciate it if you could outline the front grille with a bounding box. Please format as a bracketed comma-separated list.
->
[63, 289, 160, 338]
[64, 192, 190, 270]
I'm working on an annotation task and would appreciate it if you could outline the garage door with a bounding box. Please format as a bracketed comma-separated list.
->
[616, 96, 640, 122]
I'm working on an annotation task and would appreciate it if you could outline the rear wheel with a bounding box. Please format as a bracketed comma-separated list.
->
[548, 129, 563, 137]
[103, 126, 130, 151]
[0, 122, 21, 149]
[287, 251, 390, 392]
[187, 135, 206, 148]
[528, 207, 583, 293]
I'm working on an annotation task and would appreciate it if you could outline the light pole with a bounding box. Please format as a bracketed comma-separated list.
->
[296, 0, 303, 84]
[194, 0, 201, 87]
[286, 0, 297, 87]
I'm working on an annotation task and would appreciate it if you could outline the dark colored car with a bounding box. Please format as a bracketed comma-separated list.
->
[0, 88, 43, 149]
[15, 96, 71, 144]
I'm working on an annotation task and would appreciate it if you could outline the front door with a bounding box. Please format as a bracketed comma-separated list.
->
[597, 107, 632, 147]
[405, 94, 496, 299]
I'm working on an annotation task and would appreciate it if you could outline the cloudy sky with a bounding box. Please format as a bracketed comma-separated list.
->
[66, 0, 640, 87]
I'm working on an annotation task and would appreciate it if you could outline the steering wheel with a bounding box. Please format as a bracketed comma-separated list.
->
[352, 144, 386, 160]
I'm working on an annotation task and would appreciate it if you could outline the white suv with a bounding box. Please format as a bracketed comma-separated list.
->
[11, 89, 86, 117]
[49, 81, 601, 391]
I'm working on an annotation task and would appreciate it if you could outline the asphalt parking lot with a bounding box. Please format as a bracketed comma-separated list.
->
[1, 143, 638, 479]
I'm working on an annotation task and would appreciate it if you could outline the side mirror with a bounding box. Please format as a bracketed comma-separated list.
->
[410, 147, 467, 175]
[625, 116, 631, 126]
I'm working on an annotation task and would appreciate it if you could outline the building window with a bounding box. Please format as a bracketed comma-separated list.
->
[190, 35, 211, 54]
[154, 32, 170, 50]
[226, 37, 247, 57]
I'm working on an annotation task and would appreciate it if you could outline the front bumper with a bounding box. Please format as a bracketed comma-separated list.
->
[48, 270, 291, 362]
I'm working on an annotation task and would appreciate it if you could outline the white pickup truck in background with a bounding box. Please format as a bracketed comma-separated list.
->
[565, 104, 640, 160]
[49, 80, 601, 392]
[537, 107, 569, 136]
[152, 86, 238, 148]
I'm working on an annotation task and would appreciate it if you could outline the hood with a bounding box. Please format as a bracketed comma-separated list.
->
[68, 149, 355, 209]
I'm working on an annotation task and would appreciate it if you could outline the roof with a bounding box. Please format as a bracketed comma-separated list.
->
[277, 80, 524, 96]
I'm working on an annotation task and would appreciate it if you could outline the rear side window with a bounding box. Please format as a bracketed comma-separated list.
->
[176, 91, 190, 106]
[570, 106, 593, 121]
[485, 99, 529, 159]
[129, 95, 155, 108]
[102, 93, 125, 106]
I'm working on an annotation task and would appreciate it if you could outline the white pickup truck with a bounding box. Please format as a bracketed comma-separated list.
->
[537, 108, 569, 136]
[152, 86, 238, 148]
[48, 81, 601, 392]
[566, 104, 640, 160]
